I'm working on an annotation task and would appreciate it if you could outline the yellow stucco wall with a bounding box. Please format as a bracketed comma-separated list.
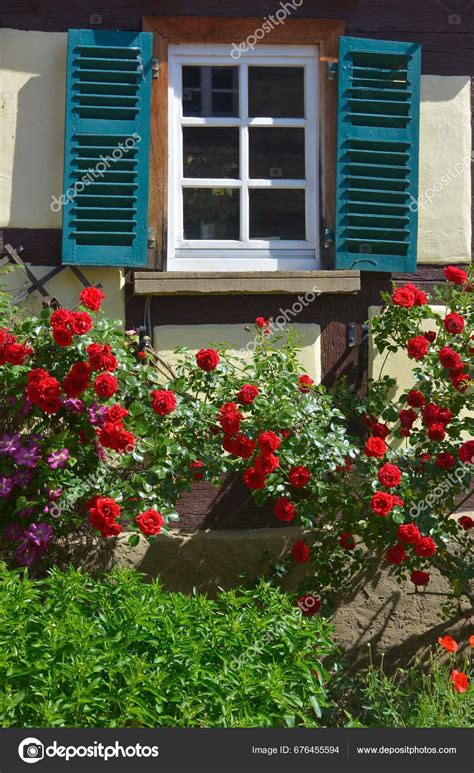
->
[0, 28, 471, 266]
[154, 324, 321, 382]
[0, 30, 67, 228]
[2, 265, 125, 322]
[417, 76, 471, 264]
[368, 305, 444, 400]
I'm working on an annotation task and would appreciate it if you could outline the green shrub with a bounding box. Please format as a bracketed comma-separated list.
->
[0, 565, 335, 728]
[338, 658, 473, 728]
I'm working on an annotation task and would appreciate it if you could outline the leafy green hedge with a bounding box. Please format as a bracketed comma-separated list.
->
[0, 566, 335, 727]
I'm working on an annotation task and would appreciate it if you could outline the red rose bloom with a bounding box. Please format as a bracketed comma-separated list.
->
[256, 316, 269, 329]
[443, 266, 468, 285]
[371, 421, 390, 439]
[298, 374, 314, 393]
[422, 403, 452, 427]
[400, 283, 427, 306]
[423, 330, 437, 343]
[274, 497, 296, 522]
[88, 496, 121, 537]
[94, 373, 118, 399]
[378, 463, 401, 488]
[411, 570, 430, 587]
[50, 308, 72, 328]
[69, 311, 93, 336]
[107, 404, 128, 424]
[99, 423, 135, 453]
[196, 348, 220, 372]
[444, 312, 465, 335]
[257, 431, 281, 457]
[459, 440, 474, 464]
[151, 389, 176, 416]
[339, 532, 356, 550]
[52, 326, 73, 347]
[224, 433, 255, 459]
[397, 523, 420, 544]
[407, 335, 429, 361]
[451, 670, 469, 694]
[438, 635, 459, 653]
[427, 422, 445, 441]
[438, 346, 462, 371]
[63, 362, 90, 397]
[190, 460, 204, 480]
[407, 390, 425, 408]
[399, 409, 417, 428]
[298, 594, 321, 616]
[243, 467, 266, 490]
[459, 516, 474, 531]
[136, 509, 164, 536]
[370, 491, 394, 517]
[451, 371, 470, 392]
[80, 286, 105, 312]
[385, 544, 406, 565]
[220, 413, 241, 436]
[4, 342, 33, 365]
[254, 454, 279, 475]
[237, 384, 259, 405]
[435, 452, 455, 470]
[288, 465, 311, 488]
[364, 436, 387, 459]
[291, 540, 310, 563]
[413, 535, 437, 557]
[87, 343, 118, 372]
[392, 285, 416, 307]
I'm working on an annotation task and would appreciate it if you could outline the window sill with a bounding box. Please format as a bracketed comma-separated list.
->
[133, 270, 360, 296]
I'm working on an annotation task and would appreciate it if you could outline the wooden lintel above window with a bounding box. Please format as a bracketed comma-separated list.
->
[133, 270, 360, 296]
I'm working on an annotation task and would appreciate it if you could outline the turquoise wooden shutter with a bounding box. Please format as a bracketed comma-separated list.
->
[335, 37, 421, 273]
[62, 29, 152, 267]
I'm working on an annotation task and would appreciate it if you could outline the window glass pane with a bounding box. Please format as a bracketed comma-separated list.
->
[249, 190, 305, 239]
[183, 128, 240, 179]
[248, 67, 304, 118]
[249, 128, 305, 179]
[182, 66, 239, 117]
[183, 188, 240, 240]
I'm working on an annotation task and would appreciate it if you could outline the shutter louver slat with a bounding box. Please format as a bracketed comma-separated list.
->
[62, 29, 152, 267]
[335, 37, 421, 273]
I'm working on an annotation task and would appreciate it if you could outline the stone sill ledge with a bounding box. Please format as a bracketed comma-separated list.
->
[134, 270, 361, 296]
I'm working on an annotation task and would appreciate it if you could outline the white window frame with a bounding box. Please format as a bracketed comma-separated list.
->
[167, 44, 320, 272]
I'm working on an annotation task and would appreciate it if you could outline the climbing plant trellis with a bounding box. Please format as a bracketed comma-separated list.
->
[1, 244, 102, 308]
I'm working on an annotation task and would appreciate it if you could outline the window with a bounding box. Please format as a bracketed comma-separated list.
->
[168, 45, 319, 271]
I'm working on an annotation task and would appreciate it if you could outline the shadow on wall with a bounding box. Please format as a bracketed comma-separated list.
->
[43, 525, 473, 671]
[1, 29, 66, 230]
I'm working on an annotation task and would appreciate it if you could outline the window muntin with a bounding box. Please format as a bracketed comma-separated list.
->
[168, 45, 319, 270]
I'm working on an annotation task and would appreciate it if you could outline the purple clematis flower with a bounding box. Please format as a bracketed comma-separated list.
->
[15, 541, 42, 567]
[47, 449, 70, 470]
[46, 487, 62, 501]
[88, 403, 108, 428]
[24, 522, 53, 548]
[62, 397, 86, 414]
[11, 469, 33, 487]
[3, 522, 25, 541]
[13, 445, 41, 469]
[0, 433, 22, 456]
[0, 476, 14, 498]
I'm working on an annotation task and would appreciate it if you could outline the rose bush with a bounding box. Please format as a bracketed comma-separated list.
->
[0, 267, 472, 613]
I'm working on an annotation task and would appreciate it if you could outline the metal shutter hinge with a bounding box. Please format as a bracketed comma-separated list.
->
[152, 59, 160, 78]
[328, 62, 338, 80]
[324, 228, 334, 248]
[147, 228, 156, 248]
